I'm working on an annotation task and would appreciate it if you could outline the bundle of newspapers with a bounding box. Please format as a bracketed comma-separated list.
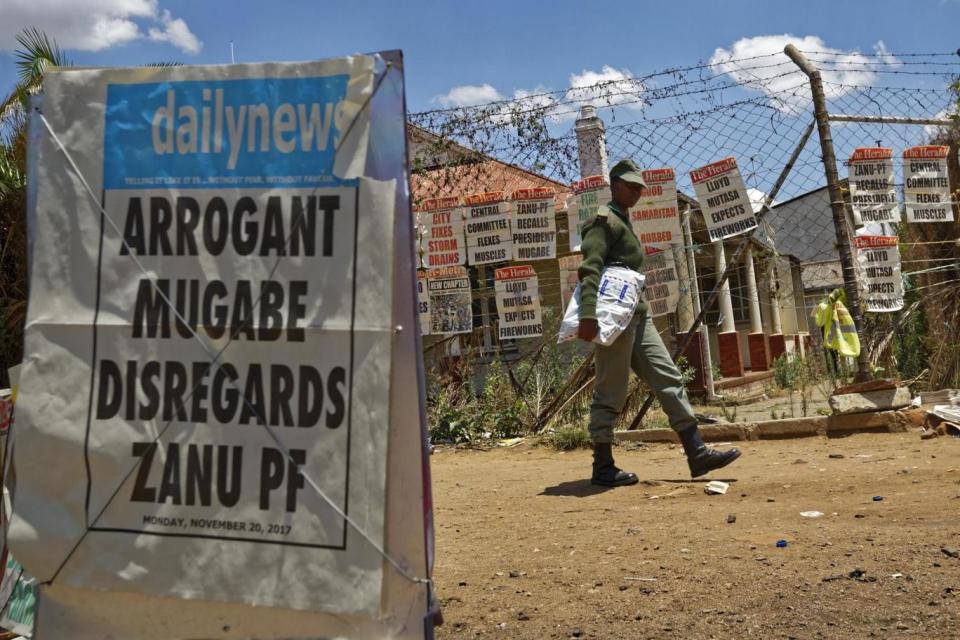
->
[558, 266, 646, 346]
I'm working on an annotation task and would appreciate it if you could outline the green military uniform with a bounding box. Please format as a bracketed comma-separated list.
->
[578, 200, 698, 444]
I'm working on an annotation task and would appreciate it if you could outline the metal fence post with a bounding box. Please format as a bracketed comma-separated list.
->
[784, 44, 872, 382]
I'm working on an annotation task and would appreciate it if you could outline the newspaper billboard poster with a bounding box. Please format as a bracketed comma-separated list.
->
[418, 196, 465, 268]
[427, 266, 473, 335]
[566, 176, 610, 251]
[417, 270, 431, 336]
[904, 146, 953, 223]
[854, 235, 904, 312]
[559, 254, 584, 308]
[10, 55, 428, 628]
[849, 147, 899, 226]
[643, 247, 681, 318]
[494, 266, 543, 340]
[629, 168, 682, 248]
[690, 157, 757, 242]
[510, 187, 557, 261]
[463, 191, 511, 265]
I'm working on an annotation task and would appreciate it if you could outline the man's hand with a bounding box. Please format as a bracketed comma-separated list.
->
[577, 318, 599, 342]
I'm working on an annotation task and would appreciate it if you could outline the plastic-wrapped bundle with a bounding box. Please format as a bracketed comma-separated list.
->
[558, 266, 646, 346]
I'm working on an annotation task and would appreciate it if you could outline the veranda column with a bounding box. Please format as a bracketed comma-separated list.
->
[745, 246, 771, 371]
[715, 240, 744, 377]
[766, 255, 788, 362]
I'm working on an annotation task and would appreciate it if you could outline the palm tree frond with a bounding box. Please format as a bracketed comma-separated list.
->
[14, 27, 68, 88]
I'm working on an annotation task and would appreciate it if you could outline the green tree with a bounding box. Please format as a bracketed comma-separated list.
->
[1, 28, 69, 386]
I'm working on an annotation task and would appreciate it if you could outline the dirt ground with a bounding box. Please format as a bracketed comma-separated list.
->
[430, 432, 960, 639]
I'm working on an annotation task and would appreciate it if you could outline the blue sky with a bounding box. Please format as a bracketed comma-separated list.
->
[2, 0, 959, 115]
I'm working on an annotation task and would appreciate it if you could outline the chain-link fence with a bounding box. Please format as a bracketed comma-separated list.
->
[409, 48, 960, 442]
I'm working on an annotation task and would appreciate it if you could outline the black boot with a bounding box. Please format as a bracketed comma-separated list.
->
[678, 426, 742, 478]
[591, 443, 638, 487]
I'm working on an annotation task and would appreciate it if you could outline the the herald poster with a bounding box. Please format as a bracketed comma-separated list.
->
[418, 196, 465, 268]
[464, 191, 512, 265]
[643, 247, 681, 318]
[854, 235, 904, 312]
[629, 168, 682, 248]
[510, 187, 557, 261]
[558, 254, 584, 309]
[903, 146, 953, 223]
[494, 266, 543, 340]
[849, 147, 899, 226]
[566, 176, 610, 252]
[690, 157, 757, 242]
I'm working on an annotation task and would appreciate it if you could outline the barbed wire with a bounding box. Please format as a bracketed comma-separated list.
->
[414, 50, 960, 409]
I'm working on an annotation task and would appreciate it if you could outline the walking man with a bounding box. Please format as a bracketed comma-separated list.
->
[578, 159, 742, 486]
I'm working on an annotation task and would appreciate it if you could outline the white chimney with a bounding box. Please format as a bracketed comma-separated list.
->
[574, 105, 609, 179]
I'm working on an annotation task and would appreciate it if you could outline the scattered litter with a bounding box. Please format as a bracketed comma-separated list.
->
[854, 454, 873, 459]
[942, 546, 959, 559]
[776, 539, 788, 548]
[800, 511, 824, 518]
[911, 395, 922, 408]
[705, 480, 729, 495]
[497, 437, 525, 447]
[890, 573, 904, 579]
[623, 577, 658, 582]
[726, 513, 737, 524]
[496, 622, 507, 630]
[873, 496, 884, 502]
[919, 389, 960, 406]
[931, 405, 960, 423]
[766, 497, 776, 503]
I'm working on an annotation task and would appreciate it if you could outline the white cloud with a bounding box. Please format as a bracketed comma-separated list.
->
[434, 65, 644, 124]
[710, 34, 902, 112]
[435, 84, 505, 108]
[564, 65, 645, 113]
[0, 0, 202, 54]
[872, 40, 901, 67]
[148, 9, 201, 54]
[924, 107, 958, 138]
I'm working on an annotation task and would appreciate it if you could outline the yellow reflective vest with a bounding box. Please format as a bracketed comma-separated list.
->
[813, 289, 860, 357]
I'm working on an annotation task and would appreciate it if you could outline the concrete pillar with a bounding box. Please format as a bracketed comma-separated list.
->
[574, 105, 609, 178]
[745, 246, 770, 371]
[766, 255, 787, 363]
[714, 240, 744, 378]
[681, 209, 715, 399]
[673, 243, 694, 331]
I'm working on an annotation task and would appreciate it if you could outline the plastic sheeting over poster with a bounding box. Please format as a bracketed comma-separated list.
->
[13, 53, 433, 639]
